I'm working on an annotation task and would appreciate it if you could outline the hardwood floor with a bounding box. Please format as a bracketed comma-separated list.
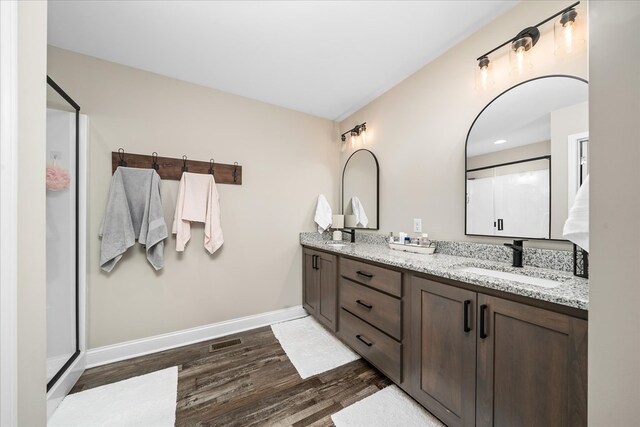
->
[71, 326, 392, 426]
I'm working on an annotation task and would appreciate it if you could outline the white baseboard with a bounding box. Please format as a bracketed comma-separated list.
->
[86, 306, 307, 369]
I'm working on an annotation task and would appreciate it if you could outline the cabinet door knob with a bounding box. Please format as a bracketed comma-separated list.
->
[463, 300, 472, 333]
[356, 299, 373, 310]
[356, 334, 373, 347]
[479, 304, 488, 339]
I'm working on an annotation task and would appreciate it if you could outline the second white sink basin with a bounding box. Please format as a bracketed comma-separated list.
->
[325, 242, 347, 248]
[457, 266, 562, 289]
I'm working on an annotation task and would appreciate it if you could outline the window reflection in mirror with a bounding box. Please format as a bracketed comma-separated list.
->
[342, 149, 379, 230]
[465, 75, 588, 240]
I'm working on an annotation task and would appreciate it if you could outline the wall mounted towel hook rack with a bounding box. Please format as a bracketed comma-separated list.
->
[111, 151, 242, 184]
[151, 152, 159, 170]
[118, 148, 127, 167]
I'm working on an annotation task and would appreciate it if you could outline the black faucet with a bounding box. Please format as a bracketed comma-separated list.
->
[341, 228, 356, 243]
[504, 239, 526, 267]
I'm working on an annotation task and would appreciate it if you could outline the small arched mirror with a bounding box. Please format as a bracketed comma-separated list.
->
[342, 149, 379, 230]
[465, 75, 588, 240]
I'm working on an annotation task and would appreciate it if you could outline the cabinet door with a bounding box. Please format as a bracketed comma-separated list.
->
[476, 294, 587, 427]
[410, 277, 477, 427]
[302, 250, 318, 315]
[317, 252, 338, 331]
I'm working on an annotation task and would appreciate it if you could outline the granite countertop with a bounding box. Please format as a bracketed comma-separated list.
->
[300, 234, 589, 311]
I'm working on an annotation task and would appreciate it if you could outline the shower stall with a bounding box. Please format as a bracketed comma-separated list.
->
[46, 76, 87, 416]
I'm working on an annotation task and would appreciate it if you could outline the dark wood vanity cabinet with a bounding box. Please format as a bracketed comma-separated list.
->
[302, 248, 338, 331]
[337, 257, 404, 384]
[476, 294, 587, 427]
[410, 277, 477, 427]
[410, 276, 587, 427]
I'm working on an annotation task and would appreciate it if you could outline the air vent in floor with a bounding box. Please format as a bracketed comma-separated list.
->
[209, 338, 242, 352]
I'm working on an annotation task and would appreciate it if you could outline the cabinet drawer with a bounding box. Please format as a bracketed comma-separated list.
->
[340, 278, 401, 340]
[340, 258, 401, 297]
[339, 308, 401, 383]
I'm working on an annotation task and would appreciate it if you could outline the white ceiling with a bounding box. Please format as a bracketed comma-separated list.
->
[48, 1, 517, 121]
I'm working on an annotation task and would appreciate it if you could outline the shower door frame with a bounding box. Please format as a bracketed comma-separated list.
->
[46, 76, 81, 391]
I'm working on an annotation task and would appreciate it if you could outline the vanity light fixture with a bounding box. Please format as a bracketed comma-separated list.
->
[475, 1, 580, 90]
[341, 122, 367, 146]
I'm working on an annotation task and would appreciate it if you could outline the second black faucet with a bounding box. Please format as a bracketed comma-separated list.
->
[504, 239, 526, 267]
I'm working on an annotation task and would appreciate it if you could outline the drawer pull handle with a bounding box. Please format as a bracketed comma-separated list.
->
[479, 304, 488, 339]
[356, 271, 374, 279]
[356, 334, 373, 347]
[356, 300, 373, 310]
[463, 300, 472, 333]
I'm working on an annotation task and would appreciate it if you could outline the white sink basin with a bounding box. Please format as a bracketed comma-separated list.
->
[325, 242, 347, 248]
[456, 266, 562, 289]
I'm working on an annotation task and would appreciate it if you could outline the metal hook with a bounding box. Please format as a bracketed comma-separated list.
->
[118, 148, 127, 167]
[182, 155, 188, 173]
[233, 161, 239, 183]
[208, 158, 215, 175]
[151, 152, 159, 170]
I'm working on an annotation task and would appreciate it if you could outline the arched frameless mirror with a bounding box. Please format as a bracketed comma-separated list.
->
[465, 75, 588, 240]
[342, 149, 379, 230]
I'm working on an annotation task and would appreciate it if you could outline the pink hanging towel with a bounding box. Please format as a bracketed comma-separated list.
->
[172, 172, 224, 254]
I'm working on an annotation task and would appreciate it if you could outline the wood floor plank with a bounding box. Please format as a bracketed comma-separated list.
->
[72, 323, 390, 426]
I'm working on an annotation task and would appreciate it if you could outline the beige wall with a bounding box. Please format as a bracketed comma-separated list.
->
[17, 1, 48, 425]
[550, 101, 588, 238]
[589, 1, 640, 424]
[48, 47, 339, 348]
[339, 1, 587, 249]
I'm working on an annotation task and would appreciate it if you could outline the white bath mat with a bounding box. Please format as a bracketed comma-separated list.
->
[331, 385, 445, 427]
[48, 366, 178, 427]
[271, 316, 359, 379]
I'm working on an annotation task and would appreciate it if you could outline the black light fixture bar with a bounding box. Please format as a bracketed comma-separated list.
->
[341, 122, 367, 142]
[476, 1, 580, 61]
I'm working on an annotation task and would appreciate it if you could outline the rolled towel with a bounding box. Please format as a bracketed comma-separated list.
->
[314, 194, 332, 233]
[563, 175, 589, 252]
[351, 196, 369, 228]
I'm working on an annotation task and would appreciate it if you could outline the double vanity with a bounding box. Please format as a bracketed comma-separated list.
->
[300, 233, 588, 427]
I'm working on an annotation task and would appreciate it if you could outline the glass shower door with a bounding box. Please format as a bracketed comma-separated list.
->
[46, 78, 80, 390]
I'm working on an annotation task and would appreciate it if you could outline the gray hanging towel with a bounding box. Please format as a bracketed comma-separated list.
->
[99, 167, 168, 272]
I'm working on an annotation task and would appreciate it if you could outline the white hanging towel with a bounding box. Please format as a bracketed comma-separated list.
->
[351, 196, 369, 228]
[99, 167, 168, 272]
[563, 175, 589, 252]
[314, 194, 332, 233]
[172, 172, 224, 254]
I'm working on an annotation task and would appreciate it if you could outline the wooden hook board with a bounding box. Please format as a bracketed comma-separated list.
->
[111, 151, 242, 185]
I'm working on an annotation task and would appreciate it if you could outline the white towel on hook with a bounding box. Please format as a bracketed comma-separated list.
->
[314, 194, 332, 233]
[563, 175, 589, 252]
[172, 172, 224, 254]
[351, 196, 369, 228]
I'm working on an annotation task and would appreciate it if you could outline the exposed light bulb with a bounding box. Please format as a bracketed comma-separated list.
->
[480, 66, 489, 90]
[350, 131, 356, 146]
[516, 46, 525, 75]
[563, 20, 574, 52]
[360, 127, 367, 144]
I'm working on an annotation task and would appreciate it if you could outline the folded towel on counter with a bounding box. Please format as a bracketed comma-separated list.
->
[99, 167, 168, 272]
[172, 172, 224, 254]
[351, 196, 369, 228]
[563, 175, 589, 252]
[314, 194, 332, 233]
